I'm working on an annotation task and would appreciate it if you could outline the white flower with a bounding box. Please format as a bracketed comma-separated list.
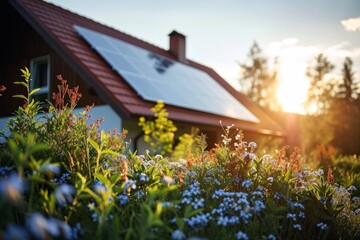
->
[178, 159, 187, 165]
[248, 142, 257, 149]
[163, 176, 174, 185]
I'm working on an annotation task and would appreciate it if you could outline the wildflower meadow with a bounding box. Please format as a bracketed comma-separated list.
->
[0, 68, 359, 239]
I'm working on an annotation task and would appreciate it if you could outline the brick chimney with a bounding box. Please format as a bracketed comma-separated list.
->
[168, 30, 187, 63]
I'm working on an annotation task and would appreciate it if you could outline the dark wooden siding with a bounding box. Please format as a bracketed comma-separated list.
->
[0, 0, 104, 117]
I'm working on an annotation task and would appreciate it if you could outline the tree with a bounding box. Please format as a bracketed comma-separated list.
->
[336, 57, 359, 102]
[329, 57, 360, 154]
[305, 53, 335, 115]
[138, 101, 177, 156]
[238, 41, 281, 111]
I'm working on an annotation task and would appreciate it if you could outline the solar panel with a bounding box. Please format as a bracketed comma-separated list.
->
[74, 25, 259, 123]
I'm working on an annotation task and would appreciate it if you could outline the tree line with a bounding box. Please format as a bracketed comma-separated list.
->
[238, 42, 360, 155]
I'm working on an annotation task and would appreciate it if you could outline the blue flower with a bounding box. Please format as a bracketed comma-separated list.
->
[293, 202, 304, 210]
[52, 173, 70, 184]
[40, 163, 61, 176]
[0, 172, 25, 203]
[171, 229, 186, 240]
[161, 201, 173, 208]
[236, 231, 249, 240]
[26, 212, 71, 239]
[124, 180, 137, 193]
[267, 234, 277, 240]
[316, 222, 328, 231]
[253, 200, 265, 213]
[0, 166, 14, 176]
[135, 190, 145, 199]
[70, 223, 83, 239]
[286, 213, 297, 221]
[241, 180, 253, 188]
[274, 192, 281, 200]
[4, 224, 29, 240]
[139, 173, 149, 182]
[54, 184, 76, 206]
[293, 224, 302, 231]
[187, 213, 211, 230]
[191, 198, 205, 209]
[118, 194, 129, 205]
[94, 181, 107, 195]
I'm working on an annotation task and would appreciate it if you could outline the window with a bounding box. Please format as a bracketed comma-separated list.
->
[30, 56, 50, 103]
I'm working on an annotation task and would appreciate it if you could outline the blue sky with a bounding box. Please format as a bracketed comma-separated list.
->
[45, 0, 360, 113]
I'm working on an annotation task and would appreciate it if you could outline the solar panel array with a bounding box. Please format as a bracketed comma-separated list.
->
[74, 25, 259, 123]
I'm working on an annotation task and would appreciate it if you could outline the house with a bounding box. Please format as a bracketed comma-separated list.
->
[0, 0, 285, 151]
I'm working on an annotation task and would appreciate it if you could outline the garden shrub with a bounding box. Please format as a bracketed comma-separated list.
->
[0, 69, 359, 239]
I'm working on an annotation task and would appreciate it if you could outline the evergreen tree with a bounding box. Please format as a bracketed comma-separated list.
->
[337, 57, 359, 102]
[305, 53, 335, 115]
[330, 57, 360, 154]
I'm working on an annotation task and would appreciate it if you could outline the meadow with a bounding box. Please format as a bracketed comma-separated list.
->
[0, 69, 359, 239]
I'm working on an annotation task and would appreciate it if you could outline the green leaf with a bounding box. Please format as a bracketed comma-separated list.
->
[13, 81, 28, 87]
[101, 149, 121, 156]
[29, 88, 41, 96]
[88, 138, 100, 152]
[12, 95, 28, 100]
[20, 67, 30, 78]
[95, 173, 111, 186]
[29, 143, 48, 155]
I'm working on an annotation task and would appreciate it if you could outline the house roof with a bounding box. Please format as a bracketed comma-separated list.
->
[8, 0, 285, 137]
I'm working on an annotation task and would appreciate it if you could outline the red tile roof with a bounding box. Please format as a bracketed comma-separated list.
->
[9, 0, 285, 136]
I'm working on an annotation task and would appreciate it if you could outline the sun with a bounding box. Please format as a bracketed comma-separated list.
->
[276, 60, 309, 114]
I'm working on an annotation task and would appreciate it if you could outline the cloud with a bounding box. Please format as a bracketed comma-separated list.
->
[265, 38, 299, 57]
[341, 17, 360, 31]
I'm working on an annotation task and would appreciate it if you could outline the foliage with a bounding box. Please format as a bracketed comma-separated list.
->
[139, 101, 177, 156]
[337, 57, 359, 102]
[238, 41, 281, 111]
[0, 69, 359, 240]
[303, 55, 360, 155]
[305, 53, 336, 115]
[171, 127, 206, 161]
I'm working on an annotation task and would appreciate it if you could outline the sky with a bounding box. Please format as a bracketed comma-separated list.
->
[45, 0, 360, 113]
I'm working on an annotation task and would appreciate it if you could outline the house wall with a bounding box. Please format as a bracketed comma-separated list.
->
[0, 1, 104, 118]
[0, 104, 120, 142]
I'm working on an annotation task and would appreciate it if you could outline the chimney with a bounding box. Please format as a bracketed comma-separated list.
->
[168, 30, 187, 63]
